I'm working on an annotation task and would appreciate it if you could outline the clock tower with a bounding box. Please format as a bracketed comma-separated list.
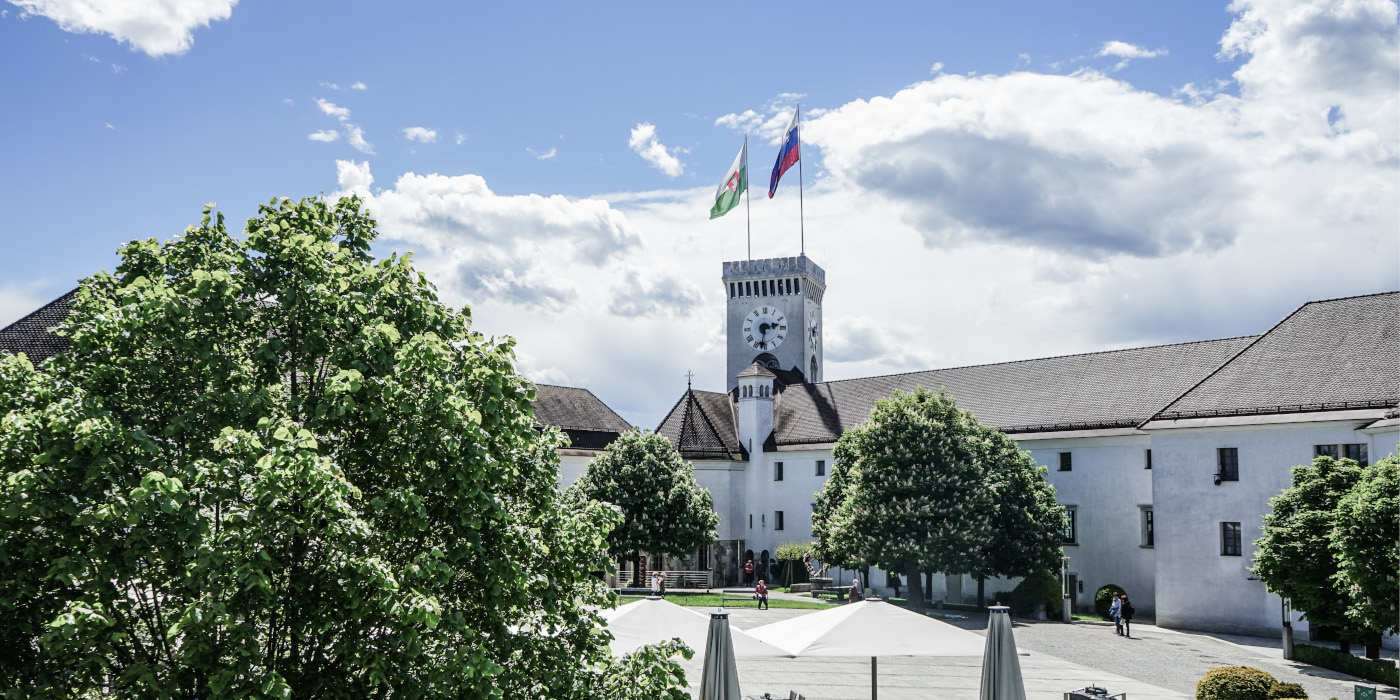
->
[722, 255, 825, 391]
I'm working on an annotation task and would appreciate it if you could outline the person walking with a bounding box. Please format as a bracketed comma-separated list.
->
[755, 579, 770, 610]
[1109, 594, 1123, 635]
[1120, 594, 1135, 638]
[744, 559, 755, 586]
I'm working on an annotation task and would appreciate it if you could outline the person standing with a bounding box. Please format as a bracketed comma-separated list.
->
[651, 571, 663, 597]
[1120, 594, 1135, 638]
[744, 559, 755, 586]
[848, 576, 864, 604]
[890, 573, 902, 599]
[770, 558, 781, 585]
[1109, 594, 1123, 636]
[755, 579, 769, 610]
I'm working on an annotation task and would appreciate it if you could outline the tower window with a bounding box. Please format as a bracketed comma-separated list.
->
[1063, 506, 1077, 545]
[745, 281, 751, 297]
[1146, 449, 1152, 470]
[795, 278, 802, 293]
[774, 511, 785, 531]
[774, 462, 784, 481]
[729, 283, 736, 299]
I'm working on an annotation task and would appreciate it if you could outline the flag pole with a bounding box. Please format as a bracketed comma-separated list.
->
[745, 134, 752, 260]
[797, 103, 805, 256]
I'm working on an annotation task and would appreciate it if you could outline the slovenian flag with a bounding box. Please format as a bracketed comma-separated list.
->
[710, 139, 748, 219]
[768, 107, 800, 198]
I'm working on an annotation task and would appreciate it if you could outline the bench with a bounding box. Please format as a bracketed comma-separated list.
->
[812, 587, 847, 603]
[720, 588, 761, 607]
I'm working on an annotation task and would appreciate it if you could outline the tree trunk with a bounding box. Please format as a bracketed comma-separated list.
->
[905, 567, 924, 612]
[976, 575, 986, 608]
[925, 572, 933, 601]
[1339, 639, 1351, 655]
[1365, 637, 1381, 660]
[632, 551, 642, 587]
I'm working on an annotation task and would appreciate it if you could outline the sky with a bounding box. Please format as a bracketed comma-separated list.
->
[1, 0, 1397, 426]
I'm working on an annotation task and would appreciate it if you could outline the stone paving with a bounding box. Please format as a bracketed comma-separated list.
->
[664, 603, 1397, 700]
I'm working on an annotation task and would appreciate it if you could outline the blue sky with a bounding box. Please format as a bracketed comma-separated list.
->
[2, 0, 1397, 425]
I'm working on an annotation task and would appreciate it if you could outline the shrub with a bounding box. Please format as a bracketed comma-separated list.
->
[1195, 666, 1276, 700]
[1095, 583, 1127, 619]
[1267, 682, 1307, 699]
[1009, 569, 1062, 618]
[1293, 643, 1399, 687]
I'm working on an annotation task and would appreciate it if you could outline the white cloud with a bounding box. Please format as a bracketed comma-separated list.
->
[527, 146, 557, 160]
[333, 160, 640, 312]
[455, 132, 467, 145]
[345, 125, 373, 154]
[930, 62, 945, 73]
[628, 123, 685, 177]
[307, 130, 339, 143]
[315, 98, 350, 122]
[350, 81, 367, 91]
[10, 0, 237, 56]
[0, 283, 50, 329]
[715, 95, 805, 145]
[319, 81, 341, 91]
[401, 126, 438, 143]
[317, 0, 1397, 427]
[104, 122, 114, 130]
[1097, 40, 1166, 59]
[282, 97, 294, 106]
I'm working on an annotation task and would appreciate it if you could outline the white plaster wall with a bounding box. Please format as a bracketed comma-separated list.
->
[749, 450, 832, 559]
[1149, 417, 1378, 636]
[557, 452, 596, 489]
[1027, 434, 1157, 616]
[692, 461, 748, 542]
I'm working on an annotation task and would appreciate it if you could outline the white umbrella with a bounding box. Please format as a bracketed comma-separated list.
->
[747, 600, 985, 699]
[979, 606, 1027, 700]
[699, 612, 742, 700]
[599, 597, 792, 658]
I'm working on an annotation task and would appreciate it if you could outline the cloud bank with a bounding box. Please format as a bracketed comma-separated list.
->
[10, 0, 237, 56]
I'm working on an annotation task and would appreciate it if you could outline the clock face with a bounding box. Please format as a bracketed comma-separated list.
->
[808, 310, 820, 347]
[742, 305, 788, 351]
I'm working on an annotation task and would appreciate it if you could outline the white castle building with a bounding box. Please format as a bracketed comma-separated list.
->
[3, 260, 1396, 642]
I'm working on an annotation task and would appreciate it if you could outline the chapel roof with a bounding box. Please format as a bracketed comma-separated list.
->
[736, 362, 776, 378]
[654, 387, 745, 461]
[1148, 291, 1400, 422]
[0, 288, 77, 364]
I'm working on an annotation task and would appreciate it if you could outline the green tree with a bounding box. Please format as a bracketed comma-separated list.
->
[566, 430, 719, 587]
[812, 388, 997, 610]
[0, 197, 651, 698]
[967, 426, 1068, 607]
[1252, 455, 1369, 652]
[1332, 455, 1399, 638]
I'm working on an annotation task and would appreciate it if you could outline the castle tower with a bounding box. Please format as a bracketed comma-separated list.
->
[721, 255, 825, 391]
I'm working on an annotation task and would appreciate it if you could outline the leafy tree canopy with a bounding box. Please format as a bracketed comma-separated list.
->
[1332, 455, 1398, 635]
[565, 430, 718, 585]
[1252, 455, 1369, 639]
[0, 197, 648, 698]
[814, 389, 1065, 608]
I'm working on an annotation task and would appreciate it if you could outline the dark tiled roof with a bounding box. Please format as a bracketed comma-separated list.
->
[1151, 292, 1400, 421]
[655, 388, 745, 460]
[0, 289, 77, 364]
[531, 384, 632, 450]
[769, 335, 1259, 446]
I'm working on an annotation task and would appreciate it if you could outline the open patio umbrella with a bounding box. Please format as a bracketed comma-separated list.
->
[598, 597, 791, 658]
[747, 600, 985, 699]
[979, 606, 1027, 700]
[699, 612, 742, 700]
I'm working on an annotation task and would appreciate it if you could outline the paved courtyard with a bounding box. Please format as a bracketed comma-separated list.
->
[669, 601, 1397, 700]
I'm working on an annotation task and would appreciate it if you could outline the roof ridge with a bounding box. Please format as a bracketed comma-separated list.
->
[1293, 289, 1399, 306]
[0, 287, 78, 336]
[814, 333, 1263, 387]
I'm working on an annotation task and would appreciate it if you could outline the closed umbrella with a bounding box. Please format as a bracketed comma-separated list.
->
[747, 600, 985, 699]
[979, 606, 1027, 700]
[699, 612, 742, 700]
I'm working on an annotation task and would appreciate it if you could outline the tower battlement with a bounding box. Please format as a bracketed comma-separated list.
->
[722, 255, 826, 288]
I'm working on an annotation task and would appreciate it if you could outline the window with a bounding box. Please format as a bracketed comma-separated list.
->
[1063, 506, 1077, 545]
[1221, 522, 1242, 556]
[1141, 508, 1154, 547]
[816, 459, 826, 476]
[1217, 448, 1239, 483]
[1145, 449, 1152, 470]
[698, 545, 710, 570]
[729, 283, 736, 299]
[748, 514, 752, 529]
[795, 278, 802, 294]
[774, 511, 785, 531]
[786, 279, 793, 295]
[1315, 444, 1339, 459]
[745, 281, 752, 297]
[774, 462, 784, 481]
[1058, 452, 1072, 471]
[1344, 443, 1369, 466]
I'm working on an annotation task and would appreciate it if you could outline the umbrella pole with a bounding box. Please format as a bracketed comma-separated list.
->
[871, 656, 877, 700]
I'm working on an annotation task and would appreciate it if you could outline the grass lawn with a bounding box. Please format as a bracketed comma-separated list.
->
[618, 593, 835, 610]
